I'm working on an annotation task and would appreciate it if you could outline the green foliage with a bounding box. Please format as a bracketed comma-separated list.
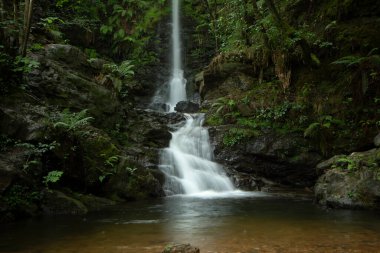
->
[103, 60, 134, 79]
[53, 109, 94, 133]
[0, 135, 15, 152]
[102, 60, 135, 95]
[84, 48, 98, 59]
[13, 56, 40, 73]
[304, 115, 345, 156]
[4, 185, 41, 210]
[43, 170, 64, 187]
[223, 127, 254, 147]
[16, 141, 59, 173]
[29, 43, 45, 52]
[100, 0, 167, 62]
[332, 157, 357, 171]
[205, 114, 223, 126]
[331, 49, 380, 102]
[98, 153, 119, 183]
[38, 17, 65, 42]
[212, 97, 237, 115]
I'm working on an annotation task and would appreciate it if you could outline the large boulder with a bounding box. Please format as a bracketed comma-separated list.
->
[41, 190, 88, 215]
[106, 168, 164, 200]
[196, 61, 255, 100]
[315, 148, 380, 209]
[175, 101, 200, 113]
[209, 127, 321, 188]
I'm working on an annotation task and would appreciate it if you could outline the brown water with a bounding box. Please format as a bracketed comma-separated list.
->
[1, 192, 380, 253]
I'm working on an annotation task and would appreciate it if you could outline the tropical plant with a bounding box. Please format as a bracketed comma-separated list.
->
[304, 115, 345, 156]
[43, 170, 64, 187]
[53, 109, 94, 132]
[332, 49, 380, 103]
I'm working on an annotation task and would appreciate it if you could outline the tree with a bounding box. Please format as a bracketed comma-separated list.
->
[20, 0, 33, 56]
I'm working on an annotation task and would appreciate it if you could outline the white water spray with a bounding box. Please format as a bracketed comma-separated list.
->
[167, 0, 187, 111]
[159, 114, 235, 195]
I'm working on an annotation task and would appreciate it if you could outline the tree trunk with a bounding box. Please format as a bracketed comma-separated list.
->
[20, 0, 33, 57]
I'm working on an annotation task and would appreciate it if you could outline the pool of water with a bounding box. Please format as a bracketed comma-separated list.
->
[1, 192, 380, 253]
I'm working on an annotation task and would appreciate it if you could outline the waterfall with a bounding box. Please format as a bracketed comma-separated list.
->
[159, 114, 235, 195]
[167, 0, 187, 112]
[158, 0, 234, 196]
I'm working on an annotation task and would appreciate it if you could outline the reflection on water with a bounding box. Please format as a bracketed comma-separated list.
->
[1, 194, 380, 253]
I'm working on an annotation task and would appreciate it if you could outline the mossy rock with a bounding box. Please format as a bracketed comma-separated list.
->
[315, 148, 380, 209]
[41, 190, 88, 215]
[106, 168, 163, 201]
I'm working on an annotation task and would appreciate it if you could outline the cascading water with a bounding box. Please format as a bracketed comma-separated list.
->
[158, 0, 235, 196]
[167, 0, 187, 112]
[159, 114, 235, 195]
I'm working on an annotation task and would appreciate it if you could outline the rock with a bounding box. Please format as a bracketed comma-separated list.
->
[315, 148, 380, 209]
[44, 44, 88, 69]
[196, 62, 255, 100]
[106, 168, 164, 200]
[0, 102, 49, 141]
[41, 190, 88, 215]
[163, 244, 200, 253]
[73, 193, 117, 211]
[25, 44, 122, 130]
[209, 127, 321, 187]
[175, 101, 200, 113]
[316, 155, 346, 175]
[0, 148, 28, 193]
[374, 133, 380, 147]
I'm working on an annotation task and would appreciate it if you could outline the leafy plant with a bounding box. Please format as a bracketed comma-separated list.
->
[43, 170, 64, 187]
[53, 109, 94, 133]
[16, 141, 59, 173]
[332, 49, 380, 103]
[4, 185, 41, 210]
[13, 56, 40, 73]
[38, 17, 65, 41]
[223, 127, 254, 147]
[212, 97, 237, 115]
[304, 115, 345, 156]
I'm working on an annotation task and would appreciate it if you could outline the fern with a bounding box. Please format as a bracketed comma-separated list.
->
[304, 122, 320, 138]
[53, 109, 94, 132]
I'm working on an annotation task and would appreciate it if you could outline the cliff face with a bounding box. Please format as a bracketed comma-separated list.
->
[193, 0, 380, 205]
[0, 43, 184, 221]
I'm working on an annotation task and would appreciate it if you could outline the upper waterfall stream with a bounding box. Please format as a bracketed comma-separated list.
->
[167, 0, 186, 111]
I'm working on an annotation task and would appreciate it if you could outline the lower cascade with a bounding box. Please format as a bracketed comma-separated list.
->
[159, 113, 235, 195]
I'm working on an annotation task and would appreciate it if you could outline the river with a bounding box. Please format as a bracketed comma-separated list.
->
[1, 193, 380, 253]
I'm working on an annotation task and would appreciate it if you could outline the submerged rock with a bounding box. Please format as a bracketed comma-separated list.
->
[315, 148, 380, 209]
[163, 244, 200, 253]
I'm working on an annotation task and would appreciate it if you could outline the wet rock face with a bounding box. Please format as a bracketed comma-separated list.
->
[209, 127, 321, 188]
[163, 244, 200, 253]
[315, 148, 380, 209]
[25, 44, 121, 130]
[174, 101, 200, 113]
[196, 62, 256, 101]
